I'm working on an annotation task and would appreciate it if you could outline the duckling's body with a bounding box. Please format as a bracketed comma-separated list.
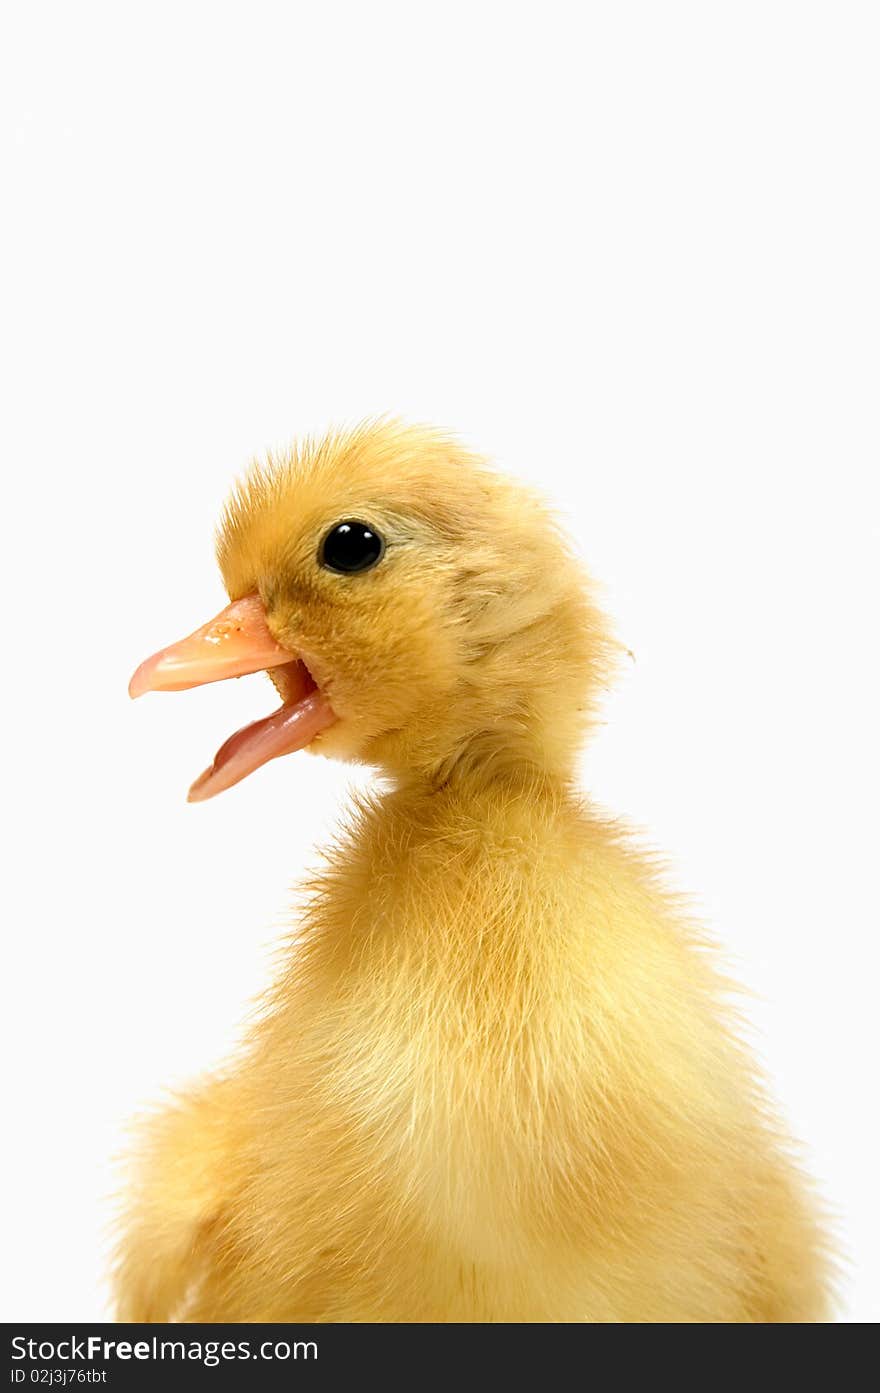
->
[117, 422, 830, 1322]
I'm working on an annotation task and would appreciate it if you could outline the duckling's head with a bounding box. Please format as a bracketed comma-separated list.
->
[130, 421, 613, 799]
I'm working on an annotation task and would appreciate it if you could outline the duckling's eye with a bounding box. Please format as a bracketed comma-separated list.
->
[319, 520, 385, 574]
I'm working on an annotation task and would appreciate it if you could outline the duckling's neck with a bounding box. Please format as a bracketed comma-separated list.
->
[363, 757, 579, 912]
[391, 756, 572, 809]
[391, 728, 579, 798]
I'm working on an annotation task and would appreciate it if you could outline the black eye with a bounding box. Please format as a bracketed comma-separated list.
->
[319, 520, 384, 574]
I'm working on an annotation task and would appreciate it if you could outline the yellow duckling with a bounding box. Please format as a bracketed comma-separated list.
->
[117, 420, 830, 1322]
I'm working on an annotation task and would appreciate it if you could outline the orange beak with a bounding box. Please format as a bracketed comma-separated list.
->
[129, 595, 336, 802]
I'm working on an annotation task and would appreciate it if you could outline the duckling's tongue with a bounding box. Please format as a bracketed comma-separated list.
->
[188, 676, 335, 803]
[128, 594, 337, 801]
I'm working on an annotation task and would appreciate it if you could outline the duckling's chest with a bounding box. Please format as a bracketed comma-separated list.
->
[296, 828, 589, 1259]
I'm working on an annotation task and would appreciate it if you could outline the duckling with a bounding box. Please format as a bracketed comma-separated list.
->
[117, 420, 830, 1322]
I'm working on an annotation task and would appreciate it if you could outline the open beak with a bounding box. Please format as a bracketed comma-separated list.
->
[129, 594, 336, 802]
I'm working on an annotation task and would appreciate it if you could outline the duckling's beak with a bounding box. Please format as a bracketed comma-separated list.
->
[129, 594, 336, 802]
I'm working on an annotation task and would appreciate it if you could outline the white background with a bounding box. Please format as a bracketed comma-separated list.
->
[2, 2, 877, 1322]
